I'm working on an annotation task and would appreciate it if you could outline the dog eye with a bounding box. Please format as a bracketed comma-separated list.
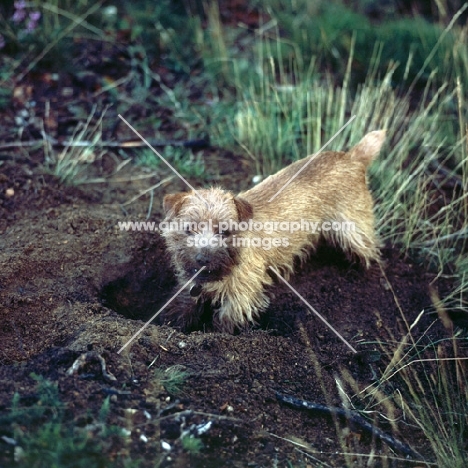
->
[185, 228, 194, 235]
[219, 230, 231, 238]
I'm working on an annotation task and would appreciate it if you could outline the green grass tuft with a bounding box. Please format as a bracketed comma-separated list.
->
[153, 365, 189, 396]
[0, 374, 140, 468]
[181, 434, 204, 454]
[136, 146, 206, 179]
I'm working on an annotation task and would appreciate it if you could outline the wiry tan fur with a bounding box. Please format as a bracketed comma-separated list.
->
[161, 131, 385, 333]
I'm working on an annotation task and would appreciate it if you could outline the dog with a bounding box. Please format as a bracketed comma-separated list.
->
[161, 130, 385, 333]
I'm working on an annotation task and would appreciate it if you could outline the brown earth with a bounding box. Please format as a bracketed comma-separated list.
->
[0, 149, 458, 467]
[0, 2, 464, 463]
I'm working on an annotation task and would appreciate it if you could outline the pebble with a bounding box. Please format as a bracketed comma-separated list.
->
[161, 441, 171, 451]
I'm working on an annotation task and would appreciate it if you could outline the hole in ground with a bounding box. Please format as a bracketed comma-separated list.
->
[100, 241, 177, 320]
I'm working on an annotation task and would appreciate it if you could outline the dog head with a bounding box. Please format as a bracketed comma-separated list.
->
[161, 187, 253, 284]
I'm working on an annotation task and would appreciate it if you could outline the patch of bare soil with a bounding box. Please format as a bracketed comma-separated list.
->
[0, 154, 456, 467]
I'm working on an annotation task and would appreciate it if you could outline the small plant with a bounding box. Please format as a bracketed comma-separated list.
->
[0, 374, 138, 468]
[153, 365, 189, 395]
[181, 434, 203, 454]
[136, 146, 206, 179]
[44, 106, 107, 185]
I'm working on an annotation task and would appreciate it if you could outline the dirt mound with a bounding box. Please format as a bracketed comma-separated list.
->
[0, 159, 455, 466]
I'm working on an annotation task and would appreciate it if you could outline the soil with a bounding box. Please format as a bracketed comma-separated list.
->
[0, 142, 459, 467]
[0, 3, 465, 467]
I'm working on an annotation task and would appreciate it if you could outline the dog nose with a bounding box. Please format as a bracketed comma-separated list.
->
[195, 252, 209, 265]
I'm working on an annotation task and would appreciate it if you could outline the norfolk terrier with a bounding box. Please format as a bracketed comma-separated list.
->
[161, 130, 385, 333]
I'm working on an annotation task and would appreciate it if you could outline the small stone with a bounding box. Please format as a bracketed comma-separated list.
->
[161, 441, 171, 451]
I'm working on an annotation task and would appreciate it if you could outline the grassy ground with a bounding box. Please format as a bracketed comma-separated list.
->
[0, 0, 467, 466]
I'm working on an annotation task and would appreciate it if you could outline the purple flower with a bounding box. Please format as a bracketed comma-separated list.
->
[12, 9, 27, 24]
[26, 11, 41, 32]
[0, 34, 5, 49]
[12, 1, 27, 23]
[10, 2, 41, 37]
[29, 11, 41, 22]
[14, 1, 27, 9]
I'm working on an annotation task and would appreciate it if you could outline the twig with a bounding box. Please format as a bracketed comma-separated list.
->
[276, 392, 422, 459]
[121, 176, 174, 206]
[158, 409, 243, 423]
[0, 136, 210, 150]
[66, 351, 117, 383]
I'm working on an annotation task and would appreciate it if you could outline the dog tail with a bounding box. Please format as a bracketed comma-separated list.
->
[348, 130, 386, 166]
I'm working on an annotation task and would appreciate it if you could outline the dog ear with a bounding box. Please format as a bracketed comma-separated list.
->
[163, 192, 187, 216]
[349, 130, 386, 165]
[234, 196, 253, 221]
